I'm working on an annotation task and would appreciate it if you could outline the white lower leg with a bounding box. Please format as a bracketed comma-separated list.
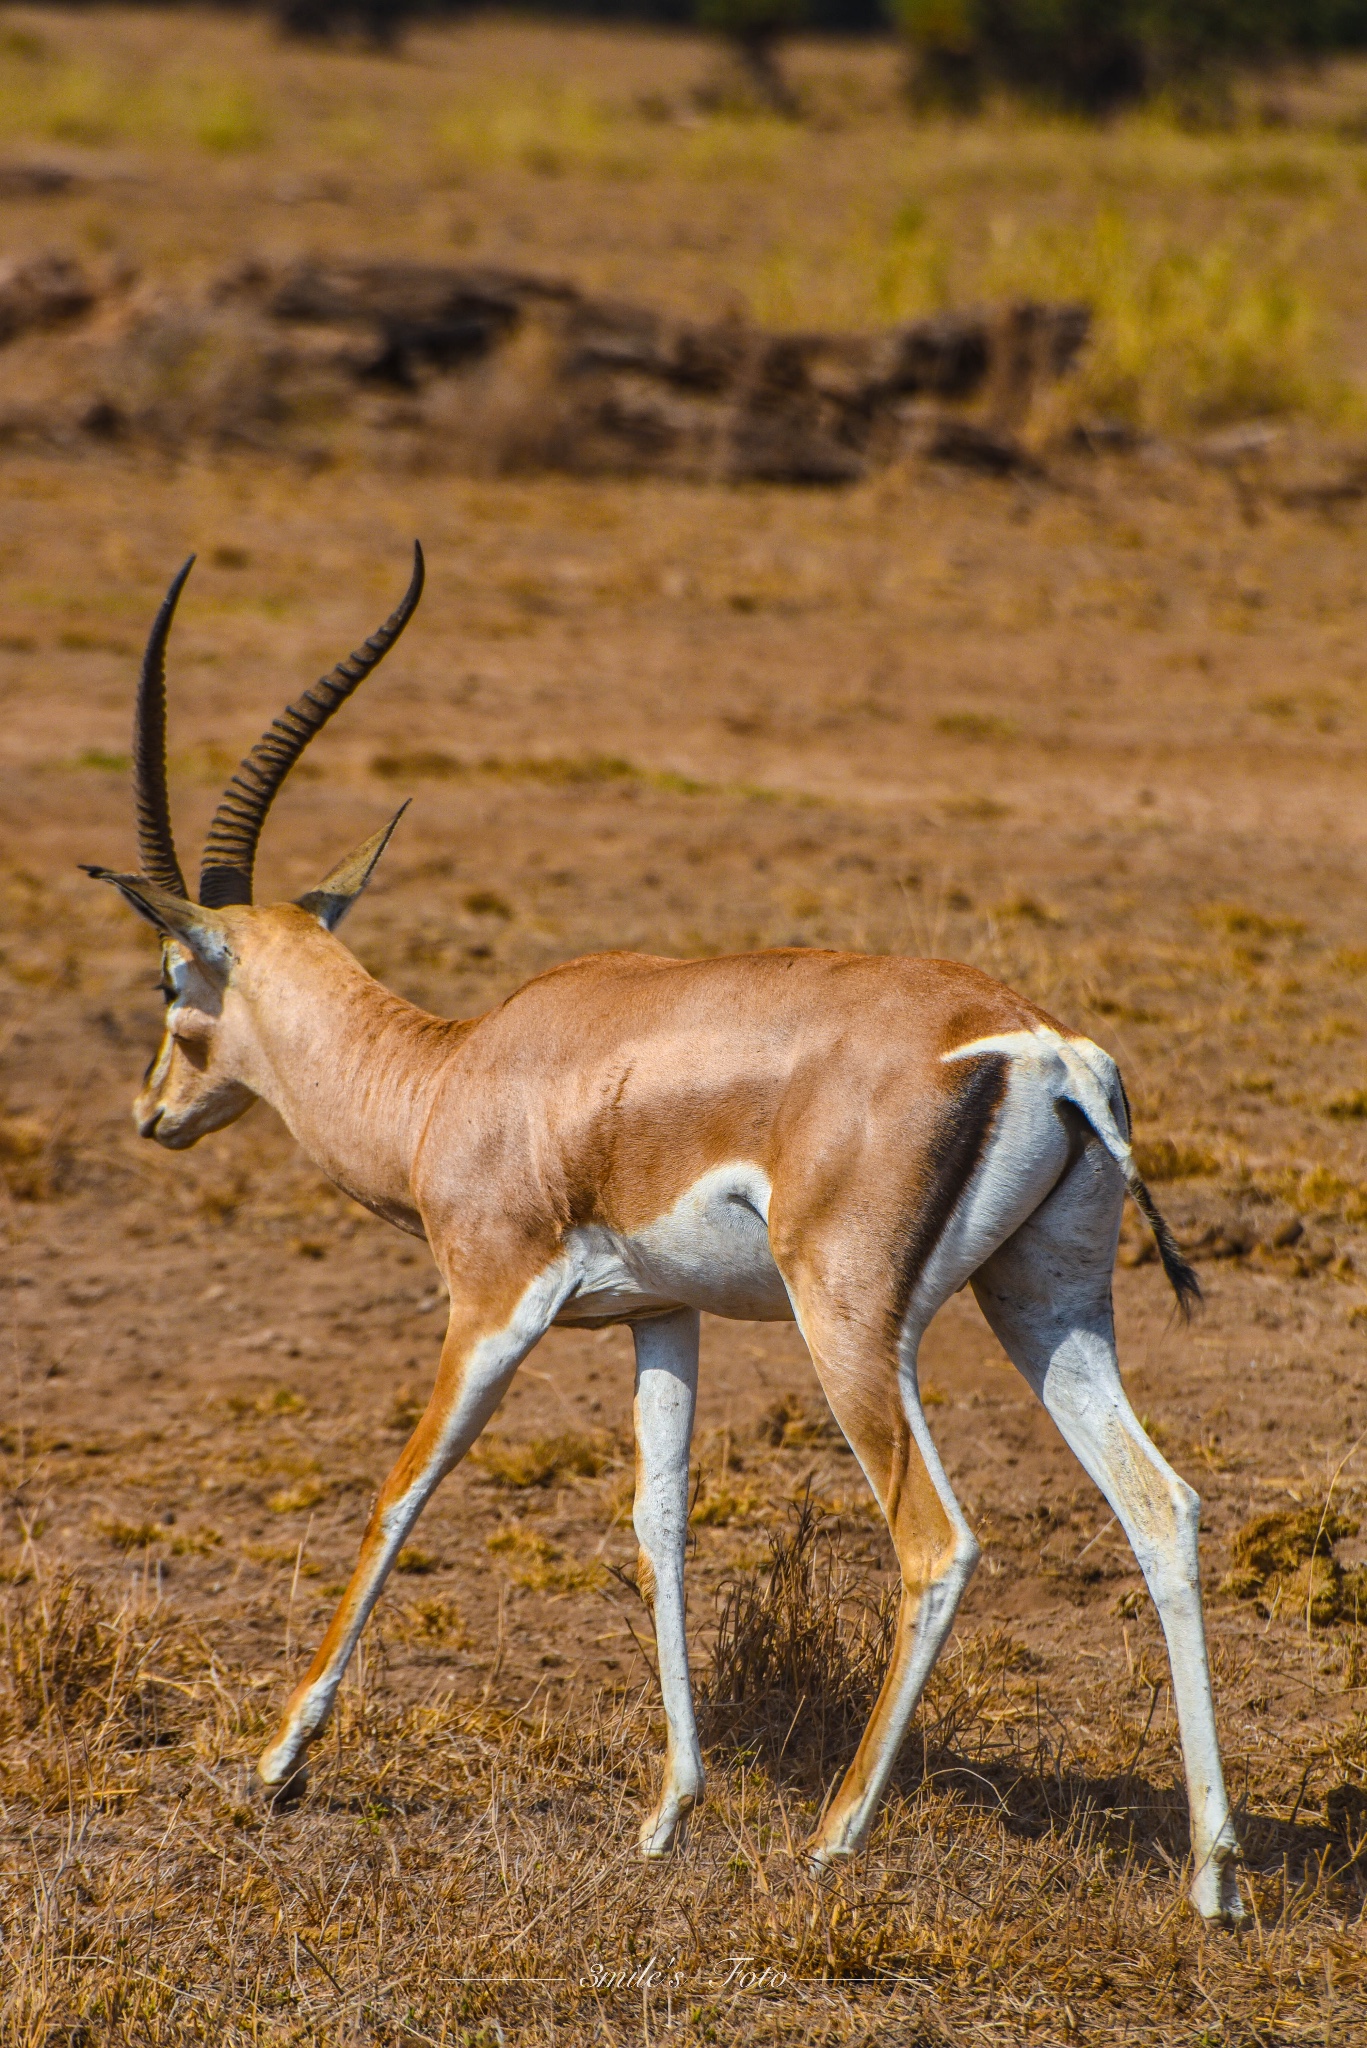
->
[631, 1308, 703, 1857]
[1024, 1331, 1243, 1923]
[257, 1305, 554, 1788]
[256, 1465, 442, 1787]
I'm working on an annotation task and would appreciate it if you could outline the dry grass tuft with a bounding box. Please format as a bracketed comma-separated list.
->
[244, 1541, 320, 1574]
[0, 1110, 64, 1200]
[0, 1570, 203, 1754]
[690, 1482, 763, 1527]
[1197, 902, 1308, 940]
[395, 1544, 440, 1575]
[1131, 1134, 1221, 1180]
[984, 205, 1345, 431]
[97, 1517, 164, 1554]
[265, 1477, 327, 1514]
[996, 892, 1061, 926]
[390, 1593, 470, 1647]
[701, 1491, 895, 1785]
[756, 1394, 844, 1449]
[384, 1389, 425, 1433]
[227, 1387, 307, 1420]
[486, 1524, 605, 1594]
[1277, 1164, 1367, 1221]
[472, 1429, 614, 1489]
[1223, 1503, 1367, 1625]
[372, 749, 642, 788]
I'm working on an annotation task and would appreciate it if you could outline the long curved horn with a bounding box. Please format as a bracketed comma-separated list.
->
[133, 557, 194, 899]
[198, 542, 425, 910]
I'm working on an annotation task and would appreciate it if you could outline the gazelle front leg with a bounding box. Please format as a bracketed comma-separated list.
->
[257, 1273, 568, 1797]
[631, 1307, 703, 1857]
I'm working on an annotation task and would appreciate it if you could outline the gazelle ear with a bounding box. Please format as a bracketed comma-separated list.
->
[296, 805, 408, 932]
[80, 867, 233, 974]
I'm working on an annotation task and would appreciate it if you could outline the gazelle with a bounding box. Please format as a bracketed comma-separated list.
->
[85, 546, 1244, 1924]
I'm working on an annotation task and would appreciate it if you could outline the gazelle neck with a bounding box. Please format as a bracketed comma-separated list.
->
[236, 915, 458, 1237]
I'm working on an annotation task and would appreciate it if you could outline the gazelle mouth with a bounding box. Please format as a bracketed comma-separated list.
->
[138, 1107, 164, 1140]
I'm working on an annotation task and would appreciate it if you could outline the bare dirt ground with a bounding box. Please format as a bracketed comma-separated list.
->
[5, 12, 1367, 2046]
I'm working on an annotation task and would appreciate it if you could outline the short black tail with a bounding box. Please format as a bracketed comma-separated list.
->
[1054, 1048, 1202, 1322]
[1126, 1170, 1202, 1320]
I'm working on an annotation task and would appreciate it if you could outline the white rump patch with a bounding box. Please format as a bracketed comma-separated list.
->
[943, 1026, 1095, 1066]
[941, 1025, 1133, 1181]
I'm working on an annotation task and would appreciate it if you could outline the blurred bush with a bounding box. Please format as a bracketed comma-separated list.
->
[266, 0, 886, 34]
[891, 0, 1367, 115]
[983, 205, 1349, 428]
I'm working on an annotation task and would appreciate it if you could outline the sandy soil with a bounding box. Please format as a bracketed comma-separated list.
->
[5, 439, 1367, 1772]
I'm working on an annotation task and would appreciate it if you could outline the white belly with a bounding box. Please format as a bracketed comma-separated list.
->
[556, 1163, 793, 1324]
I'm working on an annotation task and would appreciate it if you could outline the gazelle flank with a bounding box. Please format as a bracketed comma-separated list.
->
[84, 547, 1245, 1926]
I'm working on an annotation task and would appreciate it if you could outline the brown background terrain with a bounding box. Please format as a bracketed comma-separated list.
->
[4, 11, 1367, 2045]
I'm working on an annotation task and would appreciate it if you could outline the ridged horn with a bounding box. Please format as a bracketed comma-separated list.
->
[198, 542, 425, 910]
[133, 557, 194, 899]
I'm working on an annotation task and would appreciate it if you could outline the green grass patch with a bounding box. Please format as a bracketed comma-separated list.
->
[432, 85, 649, 184]
[0, 59, 270, 155]
[1197, 904, 1307, 940]
[934, 712, 1016, 742]
[371, 750, 793, 805]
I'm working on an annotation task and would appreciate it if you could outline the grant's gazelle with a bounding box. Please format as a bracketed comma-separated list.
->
[85, 547, 1244, 1923]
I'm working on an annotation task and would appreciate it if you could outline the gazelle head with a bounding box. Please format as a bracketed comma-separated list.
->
[84, 545, 425, 1148]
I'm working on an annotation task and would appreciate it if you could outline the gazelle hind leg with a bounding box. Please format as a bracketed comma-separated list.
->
[970, 1149, 1245, 1926]
[795, 1308, 979, 1866]
[631, 1308, 704, 1856]
[776, 1061, 1077, 1865]
[257, 1274, 568, 1794]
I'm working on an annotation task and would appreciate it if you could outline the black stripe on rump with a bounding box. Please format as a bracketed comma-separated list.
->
[886, 1052, 1009, 1350]
[1114, 1067, 1135, 1141]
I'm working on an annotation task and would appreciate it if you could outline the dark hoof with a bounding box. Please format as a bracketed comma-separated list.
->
[252, 1764, 308, 1810]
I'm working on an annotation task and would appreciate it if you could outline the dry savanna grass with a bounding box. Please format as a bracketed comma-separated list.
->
[4, 1518, 1367, 2046]
[5, 8, 1367, 2045]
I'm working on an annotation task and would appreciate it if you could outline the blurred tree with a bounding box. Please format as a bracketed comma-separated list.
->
[695, 0, 812, 113]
